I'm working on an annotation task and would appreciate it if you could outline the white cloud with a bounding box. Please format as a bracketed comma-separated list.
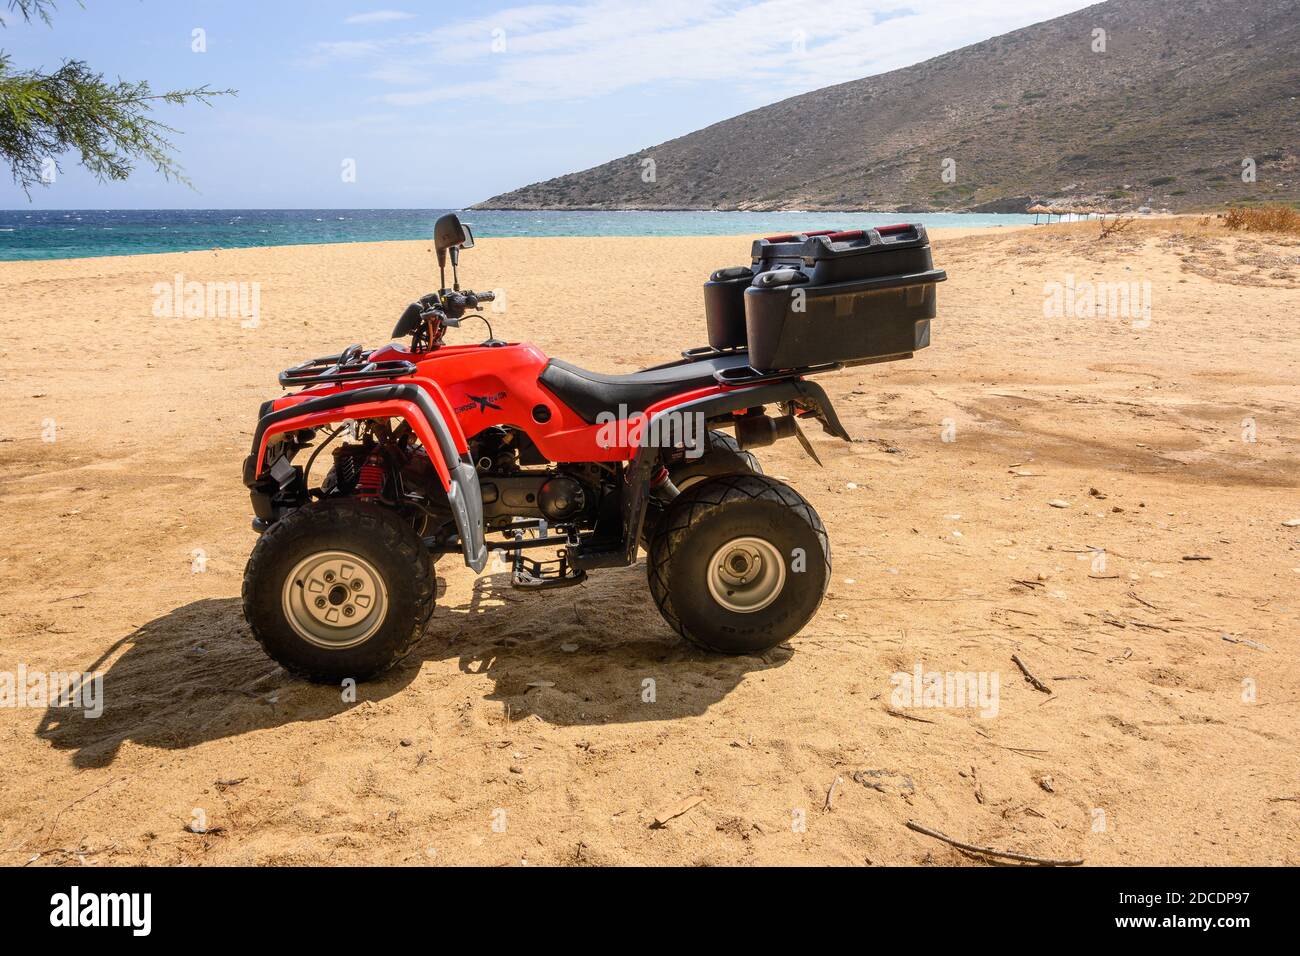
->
[344, 10, 417, 25]
[310, 0, 1098, 106]
[314, 40, 385, 59]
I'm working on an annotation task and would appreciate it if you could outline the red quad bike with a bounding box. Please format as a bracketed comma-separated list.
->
[242, 214, 945, 681]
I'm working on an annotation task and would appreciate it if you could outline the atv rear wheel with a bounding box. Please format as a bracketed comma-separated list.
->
[242, 498, 435, 682]
[641, 429, 762, 548]
[647, 474, 829, 655]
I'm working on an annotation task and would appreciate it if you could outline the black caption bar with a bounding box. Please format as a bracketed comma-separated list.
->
[0, 865, 1283, 942]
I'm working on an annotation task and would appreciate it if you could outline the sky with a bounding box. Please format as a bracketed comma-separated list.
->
[1, 0, 1098, 209]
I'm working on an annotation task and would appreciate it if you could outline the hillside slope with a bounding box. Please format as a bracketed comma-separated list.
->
[474, 0, 1300, 213]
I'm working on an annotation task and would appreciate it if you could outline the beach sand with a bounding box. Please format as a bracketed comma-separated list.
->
[1, 221, 1298, 866]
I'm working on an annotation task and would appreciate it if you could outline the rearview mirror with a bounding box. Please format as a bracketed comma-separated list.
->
[450, 224, 475, 270]
[433, 213, 468, 269]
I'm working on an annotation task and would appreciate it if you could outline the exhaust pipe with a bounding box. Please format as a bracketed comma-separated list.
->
[735, 413, 798, 450]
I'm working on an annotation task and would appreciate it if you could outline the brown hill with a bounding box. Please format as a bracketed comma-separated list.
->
[474, 0, 1300, 213]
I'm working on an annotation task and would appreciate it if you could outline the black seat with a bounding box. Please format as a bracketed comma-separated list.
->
[539, 352, 752, 423]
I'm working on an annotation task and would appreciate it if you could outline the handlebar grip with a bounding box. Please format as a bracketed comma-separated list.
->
[475, 290, 495, 302]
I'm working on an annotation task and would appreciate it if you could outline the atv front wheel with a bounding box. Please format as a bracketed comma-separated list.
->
[647, 474, 829, 654]
[242, 498, 435, 682]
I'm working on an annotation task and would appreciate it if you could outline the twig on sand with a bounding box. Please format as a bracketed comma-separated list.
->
[47, 778, 122, 846]
[886, 708, 936, 724]
[1012, 654, 1052, 694]
[50, 590, 93, 604]
[973, 728, 1049, 758]
[1012, 579, 1045, 589]
[906, 820, 1084, 866]
[651, 794, 703, 828]
[1222, 634, 1269, 651]
[823, 776, 843, 812]
[1003, 746, 1047, 758]
[1127, 619, 1171, 633]
[1127, 591, 1161, 611]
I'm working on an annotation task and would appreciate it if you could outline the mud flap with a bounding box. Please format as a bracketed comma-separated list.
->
[792, 417, 823, 466]
[447, 458, 488, 572]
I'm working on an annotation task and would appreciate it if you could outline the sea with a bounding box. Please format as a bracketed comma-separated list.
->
[0, 208, 1037, 262]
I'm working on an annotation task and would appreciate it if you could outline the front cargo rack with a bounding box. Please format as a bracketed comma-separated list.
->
[279, 346, 417, 388]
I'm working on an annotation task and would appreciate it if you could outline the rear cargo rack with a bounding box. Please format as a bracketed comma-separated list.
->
[681, 344, 747, 361]
[713, 362, 842, 386]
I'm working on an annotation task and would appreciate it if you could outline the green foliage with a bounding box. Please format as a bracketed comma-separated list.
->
[0, 0, 58, 27]
[0, 0, 233, 193]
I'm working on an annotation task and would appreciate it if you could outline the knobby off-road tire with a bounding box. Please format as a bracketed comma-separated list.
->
[641, 429, 763, 548]
[647, 473, 830, 654]
[242, 498, 435, 683]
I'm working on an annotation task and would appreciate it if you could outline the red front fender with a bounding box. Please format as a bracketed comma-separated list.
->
[244, 382, 488, 572]
[253, 398, 453, 490]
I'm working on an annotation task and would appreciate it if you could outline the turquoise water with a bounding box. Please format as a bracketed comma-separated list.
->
[0, 208, 1035, 262]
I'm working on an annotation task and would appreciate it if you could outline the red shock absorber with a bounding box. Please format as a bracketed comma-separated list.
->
[650, 464, 680, 501]
[355, 453, 385, 499]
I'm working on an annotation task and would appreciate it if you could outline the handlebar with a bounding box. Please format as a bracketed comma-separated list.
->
[441, 289, 494, 310]
[398, 288, 497, 345]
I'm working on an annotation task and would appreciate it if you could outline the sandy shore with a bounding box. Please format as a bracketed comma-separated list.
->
[1, 221, 1298, 866]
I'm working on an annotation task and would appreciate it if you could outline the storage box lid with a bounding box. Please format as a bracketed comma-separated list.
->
[752, 223, 930, 264]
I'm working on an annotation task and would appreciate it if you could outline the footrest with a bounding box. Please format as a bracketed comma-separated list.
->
[511, 550, 588, 590]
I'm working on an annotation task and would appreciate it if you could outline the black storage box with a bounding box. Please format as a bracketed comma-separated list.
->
[702, 231, 843, 351]
[752, 223, 936, 283]
[703, 266, 753, 350]
[743, 224, 945, 371]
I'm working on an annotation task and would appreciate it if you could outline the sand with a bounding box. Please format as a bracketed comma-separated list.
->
[1, 220, 1298, 866]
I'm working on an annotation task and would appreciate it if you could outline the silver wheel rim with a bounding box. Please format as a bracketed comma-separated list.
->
[282, 550, 389, 649]
[706, 536, 786, 613]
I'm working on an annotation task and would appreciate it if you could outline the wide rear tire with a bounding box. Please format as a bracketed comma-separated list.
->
[642, 429, 763, 548]
[647, 474, 829, 654]
[242, 498, 435, 683]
